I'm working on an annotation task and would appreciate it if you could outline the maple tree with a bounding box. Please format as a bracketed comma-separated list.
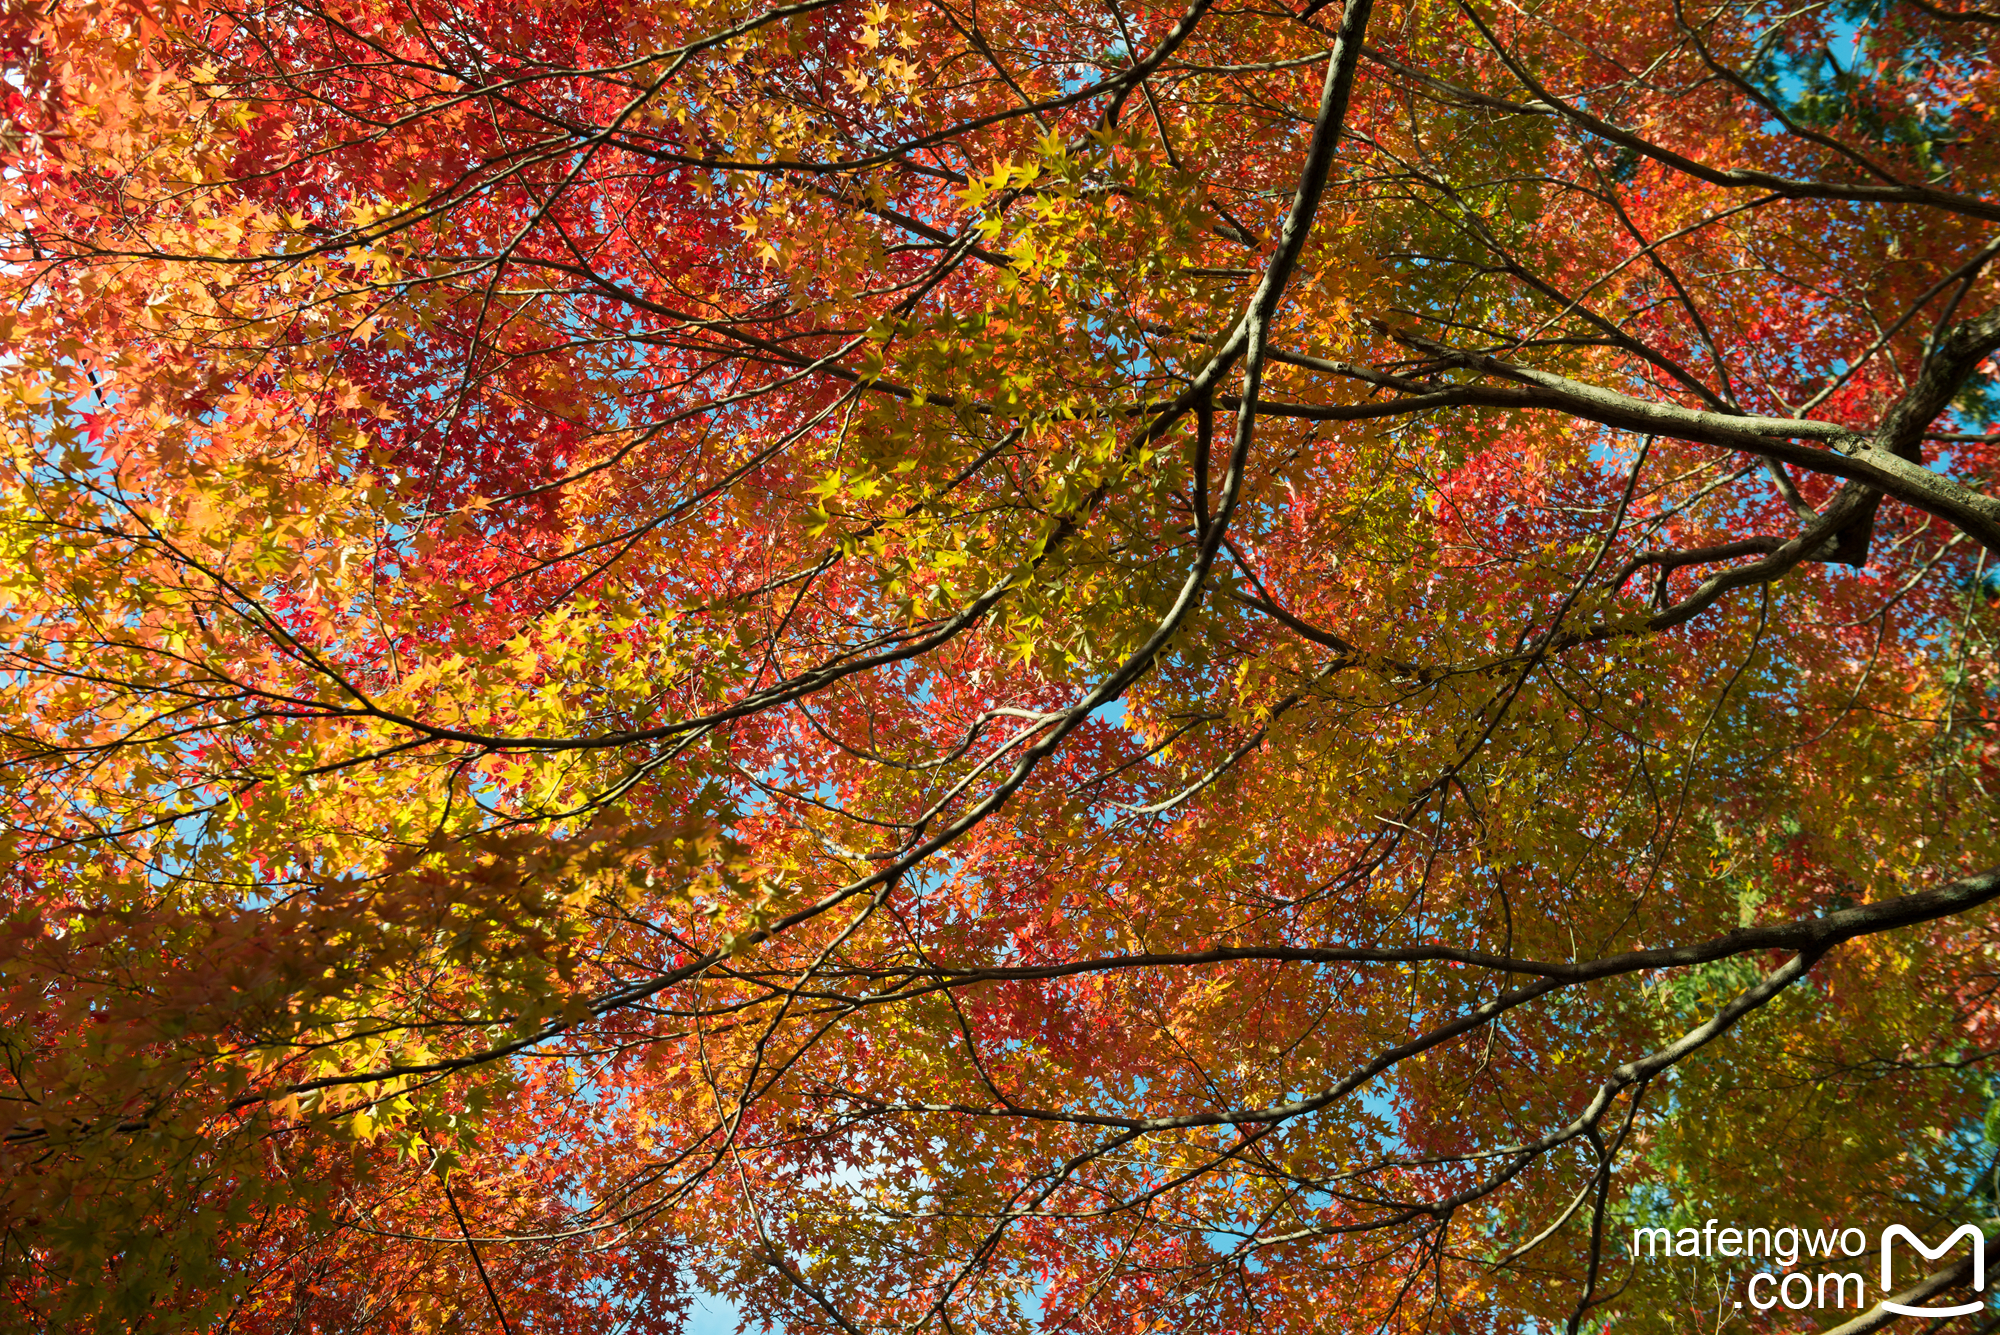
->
[2, 0, 1999, 1328]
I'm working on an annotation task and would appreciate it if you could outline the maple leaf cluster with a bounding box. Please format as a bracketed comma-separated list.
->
[1, 0, 1997, 1329]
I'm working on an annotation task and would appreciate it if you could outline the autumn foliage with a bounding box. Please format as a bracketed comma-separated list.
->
[2, 0, 1999, 1328]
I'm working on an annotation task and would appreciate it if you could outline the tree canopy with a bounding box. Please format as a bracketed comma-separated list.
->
[2, 0, 1998, 1328]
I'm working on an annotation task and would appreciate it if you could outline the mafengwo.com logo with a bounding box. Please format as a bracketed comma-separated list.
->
[1631, 1219, 1989, 1316]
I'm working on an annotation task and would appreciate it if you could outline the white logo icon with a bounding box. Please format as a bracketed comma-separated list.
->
[1881, 1225, 1986, 1318]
